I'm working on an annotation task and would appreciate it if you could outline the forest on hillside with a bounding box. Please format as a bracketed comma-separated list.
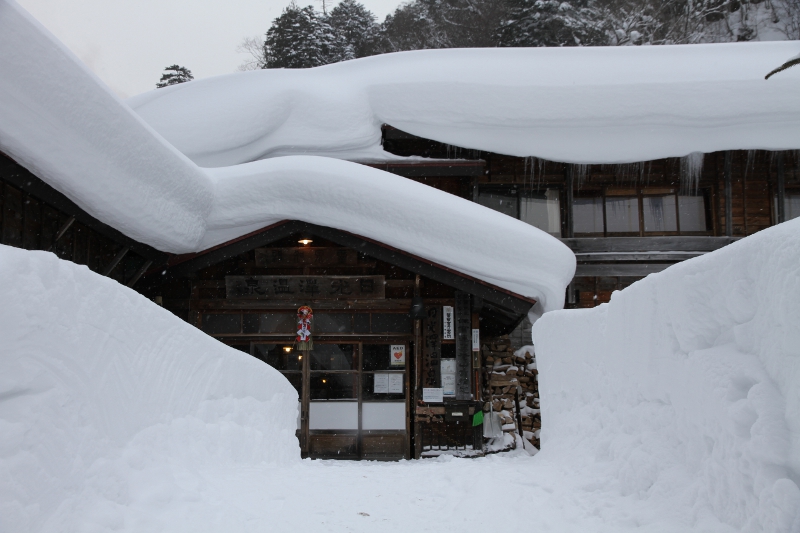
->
[236, 0, 800, 69]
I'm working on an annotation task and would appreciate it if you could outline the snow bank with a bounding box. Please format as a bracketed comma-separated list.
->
[129, 42, 800, 167]
[0, 0, 575, 311]
[0, 245, 300, 532]
[533, 220, 800, 532]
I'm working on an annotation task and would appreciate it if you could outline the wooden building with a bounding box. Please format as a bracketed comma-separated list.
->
[3, 129, 798, 459]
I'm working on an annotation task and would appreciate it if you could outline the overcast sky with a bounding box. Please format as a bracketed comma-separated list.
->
[18, 0, 401, 99]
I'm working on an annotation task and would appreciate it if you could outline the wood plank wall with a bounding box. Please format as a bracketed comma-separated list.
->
[0, 179, 141, 283]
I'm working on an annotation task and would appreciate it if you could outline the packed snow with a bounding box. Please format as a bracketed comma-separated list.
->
[533, 218, 800, 532]
[128, 42, 800, 167]
[0, 0, 574, 311]
[3, 218, 800, 531]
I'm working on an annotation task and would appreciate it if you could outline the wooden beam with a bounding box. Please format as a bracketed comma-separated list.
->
[562, 236, 739, 254]
[47, 215, 75, 251]
[127, 259, 153, 288]
[102, 245, 129, 276]
[724, 151, 733, 236]
[575, 263, 673, 277]
[0, 154, 167, 263]
[776, 152, 786, 224]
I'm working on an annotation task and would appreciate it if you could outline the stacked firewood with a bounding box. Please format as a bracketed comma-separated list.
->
[481, 335, 541, 450]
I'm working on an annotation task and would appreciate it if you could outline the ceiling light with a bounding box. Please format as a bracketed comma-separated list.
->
[298, 238, 313, 245]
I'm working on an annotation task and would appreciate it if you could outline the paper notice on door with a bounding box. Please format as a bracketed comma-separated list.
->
[374, 373, 389, 394]
[388, 373, 403, 393]
[442, 373, 456, 397]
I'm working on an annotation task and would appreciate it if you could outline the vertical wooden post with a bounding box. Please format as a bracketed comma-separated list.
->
[301, 345, 310, 458]
[471, 312, 481, 402]
[565, 164, 574, 238]
[724, 151, 733, 236]
[777, 152, 786, 224]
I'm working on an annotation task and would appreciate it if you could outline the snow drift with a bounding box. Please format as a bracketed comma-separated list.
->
[128, 42, 800, 167]
[533, 219, 800, 532]
[0, 244, 300, 532]
[0, 0, 575, 311]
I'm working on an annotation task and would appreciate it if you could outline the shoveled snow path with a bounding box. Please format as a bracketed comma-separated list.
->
[64, 454, 734, 533]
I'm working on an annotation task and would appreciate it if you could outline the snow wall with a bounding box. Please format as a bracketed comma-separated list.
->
[533, 220, 800, 532]
[0, 245, 300, 532]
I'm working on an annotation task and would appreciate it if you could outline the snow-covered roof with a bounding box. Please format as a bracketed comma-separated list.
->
[128, 41, 800, 167]
[0, 0, 574, 312]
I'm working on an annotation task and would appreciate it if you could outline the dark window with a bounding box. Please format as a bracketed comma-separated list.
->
[478, 186, 561, 235]
[476, 190, 518, 218]
[253, 344, 302, 371]
[310, 344, 357, 371]
[371, 313, 412, 333]
[353, 313, 370, 333]
[283, 373, 302, 395]
[242, 314, 259, 333]
[202, 313, 241, 334]
[679, 195, 708, 231]
[314, 313, 352, 334]
[310, 373, 357, 400]
[362, 344, 397, 371]
[257, 313, 296, 334]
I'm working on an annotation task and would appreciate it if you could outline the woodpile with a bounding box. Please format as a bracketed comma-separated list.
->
[481, 335, 541, 450]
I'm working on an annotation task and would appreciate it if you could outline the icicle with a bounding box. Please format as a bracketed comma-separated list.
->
[679, 152, 704, 194]
[573, 164, 588, 189]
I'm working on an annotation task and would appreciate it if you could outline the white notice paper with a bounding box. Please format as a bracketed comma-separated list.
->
[442, 306, 454, 340]
[472, 329, 480, 351]
[442, 373, 456, 397]
[389, 373, 403, 393]
[374, 373, 388, 394]
[423, 388, 444, 403]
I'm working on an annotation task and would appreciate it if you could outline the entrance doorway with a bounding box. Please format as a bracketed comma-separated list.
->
[252, 341, 410, 460]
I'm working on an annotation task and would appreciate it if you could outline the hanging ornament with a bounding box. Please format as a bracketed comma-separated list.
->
[296, 305, 313, 351]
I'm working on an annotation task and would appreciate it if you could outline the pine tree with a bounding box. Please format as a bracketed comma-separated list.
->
[495, 0, 607, 47]
[328, 0, 381, 57]
[156, 65, 194, 88]
[264, 3, 353, 68]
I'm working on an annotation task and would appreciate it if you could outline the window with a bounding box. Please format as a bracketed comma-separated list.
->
[574, 189, 709, 236]
[605, 197, 639, 234]
[776, 192, 800, 222]
[477, 187, 561, 236]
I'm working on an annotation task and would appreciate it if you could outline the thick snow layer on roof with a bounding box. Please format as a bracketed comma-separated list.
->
[128, 42, 800, 167]
[0, 0, 574, 310]
[533, 218, 800, 532]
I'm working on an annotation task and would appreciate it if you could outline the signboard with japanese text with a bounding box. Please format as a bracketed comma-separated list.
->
[441, 359, 456, 397]
[225, 275, 385, 300]
[390, 344, 405, 367]
[454, 291, 473, 400]
[422, 307, 442, 388]
[442, 306, 454, 340]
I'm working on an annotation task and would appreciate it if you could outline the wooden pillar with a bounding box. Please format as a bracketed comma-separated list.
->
[471, 312, 481, 402]
[301, 345, 310, 458]
[777, 152, 786, 224]
[724, 151, 733, 237]
[565, 164, 574, 238]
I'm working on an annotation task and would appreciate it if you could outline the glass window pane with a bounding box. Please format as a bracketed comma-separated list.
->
[253, 344, 302, 371]
[354, 313, 370, 333]
[786, 194, 800, 221]
[309, 401, 358, 429]
[573, 197, 603, 234]
[310, 373, 357, 399]
[361, 374, 406, 401]
[242, 314, 259, 333]
[258, 313, 296, 334]
[362, 344, 398, 371]
[520, 189, 561, 236]
[314, 313, 352, 334]
[371, 313, 412, 333]
[476, 190, 518, 219]
[202, 313, 241, 334]
[310, 344, 356, 371]
[643, 195, 677, 232]
[679, 195, 708, 231]
[282, 373, 302, 396]
[605, 197, 640, 233]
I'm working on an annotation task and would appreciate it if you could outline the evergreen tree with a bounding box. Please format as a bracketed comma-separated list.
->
[264, 3, 353, 68]
[495, 0, 607, 47]
[156, 65, 194, 88]
[328, 0, 381, 57]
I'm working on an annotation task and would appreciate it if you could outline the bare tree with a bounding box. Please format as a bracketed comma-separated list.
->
[237, 36, 267, 71]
